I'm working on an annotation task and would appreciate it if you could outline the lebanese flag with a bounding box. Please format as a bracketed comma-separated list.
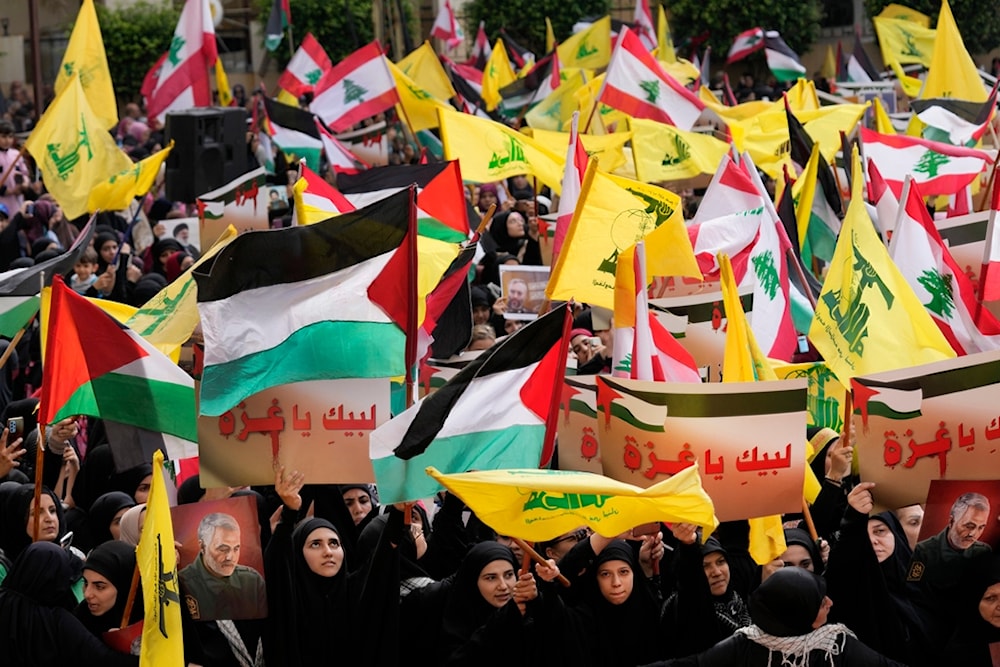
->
[552, 111, 589, 264]
[145, 0, 217, 123]
[277, 33, 333, 99]
[860, 127, 993, 198]
[866, 159, 898, 242]
[315, 119, 369, 174]
[613, 242, 701, 382]
[468, 21, 492, 69]
[982, 179, 1000, 302]
[598, 27, 704, 131]
[726, 27, 764, 64]
[310, 42, 400, 132]
[370, 304, 573, 503]
[431, 0, 464, 50]
[633, 0, 656, 50]
[889, 179, 1000, 355]
[39, 276, 197, 460]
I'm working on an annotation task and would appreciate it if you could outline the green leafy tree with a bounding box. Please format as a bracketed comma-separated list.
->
[863, 0, 1000, 56]
[462, 0, 610, 58]
[667, 0, 822, 62]
[95, 2, 180, 103]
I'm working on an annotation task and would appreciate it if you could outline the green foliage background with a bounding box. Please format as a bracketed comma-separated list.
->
[259, 0, 377, 69]
[666, 0, 823, 59]
[863, 0, 1000, 56]
[461, 0, 611, 57]
[96, 2, 180, 103]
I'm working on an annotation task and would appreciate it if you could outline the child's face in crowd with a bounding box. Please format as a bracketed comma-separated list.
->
[75, 260, 97, 281]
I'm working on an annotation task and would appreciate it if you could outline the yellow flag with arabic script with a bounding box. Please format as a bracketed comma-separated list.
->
[522, 124, 630, 173]
[426, 465, 718, 542]
[25, 76, 132, 220]
[630, 117, 730, 182]
[126, 226, 239, 360]
[438, 107, 564, 193]
[87, 142, 173, 213]
[808, 148, 955, 388]
[55, 0, 117, 130]
[524, 69, 587, 132]
[138, 450, 184, 667]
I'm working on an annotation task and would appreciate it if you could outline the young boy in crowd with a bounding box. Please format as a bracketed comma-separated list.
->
[70, 248, 99, 294]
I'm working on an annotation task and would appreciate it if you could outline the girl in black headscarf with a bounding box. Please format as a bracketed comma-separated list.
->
[148, 237, 185, 278]
[0, 542, 138, 666]
[945, 557, 1000, 666]
[109, 463, 153, 504]
[83, 491, 136, 552]
[74, 540, 142, 637]
[489, 210, 541, 265]
[264, 468, 401, 667]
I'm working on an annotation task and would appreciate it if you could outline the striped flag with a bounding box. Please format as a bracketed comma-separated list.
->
[310, 42, 400, 132]
[598, 27, 704, 131]
[315, 119, 368, 174]
[764, 31, 806, 82]
[263, 97, 322, 171]
[553, 111, 588, 264]
[430, 0, 464, 50]
[370, 304, 572, 504]
[144, 0, 217, 123]
[866, 159, 898, 242]
[468, 21, 492, 69]
[981, 179, 1000, 302]
[292, 163, 356, 225]
[727, 27, 764, 64]
[889, 178, 1000, 355]
[633, 0, 656, 50]
[277, 33, 332, 99]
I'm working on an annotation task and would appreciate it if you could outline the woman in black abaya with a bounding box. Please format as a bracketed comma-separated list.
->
[74, 540, 142, 637]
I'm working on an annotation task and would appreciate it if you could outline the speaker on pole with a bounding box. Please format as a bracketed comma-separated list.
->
[164, 107, 248, 203]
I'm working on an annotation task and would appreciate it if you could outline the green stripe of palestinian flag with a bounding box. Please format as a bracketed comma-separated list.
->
[601, 376, 806, 417]
[0, 295, 39, 338]
[56, 372, 197, 440]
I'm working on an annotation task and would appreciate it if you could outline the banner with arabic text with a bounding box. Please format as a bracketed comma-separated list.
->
[198, 379, 389, 486]
[854, 349, 1000, 510]
[557, 375, 602, 474]
[597, 375, 808, 521]
[196, 167, 271, 249]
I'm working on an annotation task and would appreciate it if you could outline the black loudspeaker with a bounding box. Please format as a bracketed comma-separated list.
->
[164, 107, 248, 203]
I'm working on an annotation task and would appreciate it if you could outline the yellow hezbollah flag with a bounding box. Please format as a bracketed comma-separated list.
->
[438, 107, 564, 193]
[214, 58, 233, 108]
[809, 149, 955, 387]
[719, 253, 790, 564]
[426, 465, 718, 541]
[785, 78, 820, 112]
[87, 142, 173, 213]
[922, 0, 987, 102]
[630, 117, 729, 182]
[397, 41, 456, 102]
[389, 60, 452, 132]
[878, 2, 931, 28]
[126, 226, 239, 359]
[523, 124, 631, 173]
[558, 16, 612, 70]
[482, 39, 517, 111]
[138, 450, 184, 667]
[55, 0, 117, 130]
[873, 96, 896, 135]
[574, 74, 630, 132]
[890, 60, 923, 98]
[524, 69, 586, 132]
[547, 162, 697, 309]
[821, 45, 837, 81]
[662, 59, 700, 88]
[25, 76, 132, 220]
[872, 17, 935, 69]
[699, 89, 772, 123]
[657, 5, 677, 63]
[545, 17, 556, 53]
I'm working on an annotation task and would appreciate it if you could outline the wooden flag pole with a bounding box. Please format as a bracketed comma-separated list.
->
[120, 563, 141, 629]
[474, 203, 497, 237]
[0, 146, 28, 191]
[801, 498, 819, 542]
[0, 320, 31, 369]
[511, 537, 571, 587]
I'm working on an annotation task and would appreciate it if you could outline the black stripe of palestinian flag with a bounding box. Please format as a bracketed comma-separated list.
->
[264, 96, 322, 171]
[371, 303, 571, 503]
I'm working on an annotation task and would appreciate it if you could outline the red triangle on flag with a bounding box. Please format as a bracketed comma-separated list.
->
[417, 161, 470, 236]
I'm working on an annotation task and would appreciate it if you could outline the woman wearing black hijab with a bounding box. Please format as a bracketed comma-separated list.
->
[83, 491, 136, 552]
[825, 482, 935, 666]
[945, 557, 1000, 665]
[642, 567, 906, 666]
[0, 542, 138, 666]
[74, 540, 142, 637]
[264, 468, 401, 667]
[0, 483, 69, 566]
[149, 237, 185, 279]
[489, 210, 541, 265]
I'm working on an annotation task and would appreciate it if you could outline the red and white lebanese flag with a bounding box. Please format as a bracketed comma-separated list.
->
[688, 158, 764, 279]
[310, 42, 400, 132]
[598, 27, 704, 131]
[277, 33, 333, 99]
[145, 0, 217, 123]
[980, 177, 1000, 302]
[889, 178, 1000, 355]
[552, 111, 588, 264]
[727, 27, 765, 64]
[431, 0, 465, 50]
[613, 242, 701, 382]
[468, 21, 492, 69]
[315, 119, 369, 174]
[866, 158, 898, 242]
[633, 0, 656, 51]
[860, 127, 993, 199]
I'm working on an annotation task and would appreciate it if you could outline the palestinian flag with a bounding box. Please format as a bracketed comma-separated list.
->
[0, 215, 95, 337]
[420, 243, 476, 364]
[861, 127, 993, 198]
[370, 303, 572, 504]
[850, 379, 922, 430]
[39, 276, 197, 462]
[910, 83, 997, 146]
[315, 119, 369, 174]
[263, 96, 322, 171]
[500, 29, 535, 69]
[193, 188, 416, 416]
[764, 31, 806, 82]
[468, 21, 493, 70]
[264, 0, 291, 51]
[292, 162, 356, 226]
